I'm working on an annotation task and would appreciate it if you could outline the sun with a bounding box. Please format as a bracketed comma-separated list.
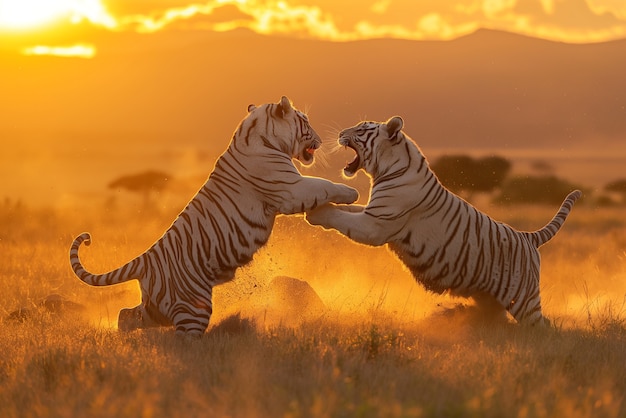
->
[0, 0, 74, 29]
[0, 0, 115, 30]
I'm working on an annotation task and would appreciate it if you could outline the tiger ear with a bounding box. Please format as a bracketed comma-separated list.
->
[386, 116, 404, 142]
[247, 104, 256, 113]
[279, 96, 293, 118]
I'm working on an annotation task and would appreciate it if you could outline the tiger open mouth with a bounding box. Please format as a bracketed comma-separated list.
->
[340, 138, 360, 177]
[297, 140, 320, 165]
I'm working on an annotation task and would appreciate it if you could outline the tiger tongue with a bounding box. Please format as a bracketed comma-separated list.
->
[306, 147, 316, 155]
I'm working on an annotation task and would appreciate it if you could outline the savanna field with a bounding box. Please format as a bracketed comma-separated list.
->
[0, 195, 624, 418]
[2, 0, 626, 416]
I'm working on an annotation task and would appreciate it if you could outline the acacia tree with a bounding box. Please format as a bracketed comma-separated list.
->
[495, 175, 582, 205]
[108, 170, 172, 207]
[431, 154, 511, 200]
[605, 179, 626, 205]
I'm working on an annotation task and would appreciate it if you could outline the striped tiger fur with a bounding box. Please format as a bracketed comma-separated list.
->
[70, 96, 358, 336]
[306, 116, 581, 325]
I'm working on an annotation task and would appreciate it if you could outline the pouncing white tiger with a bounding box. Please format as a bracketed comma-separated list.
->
[306, 116, 581, 325]
[70, 96, 359, 336]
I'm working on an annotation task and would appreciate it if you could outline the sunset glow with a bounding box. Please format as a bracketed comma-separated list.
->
[1, 0, 625, 413]
[0, 0, 624, 51]
[118, 0, 626, 43]
[0, 0, 115, 29]
[0, 0, 71, 28]
[107, 0, 626, 43]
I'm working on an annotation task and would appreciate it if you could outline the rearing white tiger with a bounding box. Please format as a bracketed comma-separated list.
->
[306, 116, 581, 325]
[70, 96, 358, 336]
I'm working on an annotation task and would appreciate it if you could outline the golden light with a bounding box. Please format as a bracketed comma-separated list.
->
[0, 0, 116, 30]
[122, 4, 210, 33]
[22, 43, 96, 58]
[0, 0, 623, 49]
[0, 0, 73, 28]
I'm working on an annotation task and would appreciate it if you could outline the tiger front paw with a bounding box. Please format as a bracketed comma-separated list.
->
[334, 185, 359, 205]
[306, 204, 336, 227]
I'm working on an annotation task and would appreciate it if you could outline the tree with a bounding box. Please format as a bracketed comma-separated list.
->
[431, 154, 511, 199]
[495, 175, 582, 205]
[604, 178, 626, 205]
[108, 170, 172, 207]
[430, 155, 474, 194]
[530, 159, 554, 174]
[474, 156, 512, 192]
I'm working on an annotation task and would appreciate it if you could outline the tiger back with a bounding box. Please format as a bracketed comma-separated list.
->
[70, 96, 358, 336]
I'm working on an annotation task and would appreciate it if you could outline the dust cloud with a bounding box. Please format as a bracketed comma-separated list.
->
[210, 216, 522, 337]
[211, 210, 625, 337]
[54, 200, 625, 338]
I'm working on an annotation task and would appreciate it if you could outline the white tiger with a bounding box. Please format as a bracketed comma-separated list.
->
[70, 96, 358, 336]
[306, 116, 581, 325]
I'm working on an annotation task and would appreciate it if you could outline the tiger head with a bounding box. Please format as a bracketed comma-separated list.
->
[339, 116, 405, 178]
[247, 96, 322, 166]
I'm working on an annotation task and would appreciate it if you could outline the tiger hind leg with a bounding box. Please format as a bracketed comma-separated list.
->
[506, 293, 551, 327]
[172, 303, 212, 338]
[118, 304, 175, 332]
[470, 292, 510, 323]
[118, 306, 143, 332]
[174, 324, 208, 338]
[469, 293, 552, 327]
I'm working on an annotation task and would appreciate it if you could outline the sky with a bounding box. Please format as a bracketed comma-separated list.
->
[1, 0, 625, 207]
[1, 0, 626, 57]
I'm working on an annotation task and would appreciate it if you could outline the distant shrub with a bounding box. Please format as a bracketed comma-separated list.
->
[108, 170, 172, 194]
[595, 194, 618, 207]
[604, 178, 626, 205]
[495, 175, 582, 205]
[605, 179, 626, 193]
[108, 170, 172, 209]
[431, 155, 511, 198]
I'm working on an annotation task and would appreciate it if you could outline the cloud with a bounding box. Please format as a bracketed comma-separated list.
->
[21, 43, 96, 58]
[5, 0, 626, 55]
[99, 1, 342, 38]
[119, 0, 624, 43]
[102, 0, 193, 17]
[99, 0, 478, 41]
[589, 0, 626, 19]
[167, 5, 254, 30]
[482, 0, 517, 18]
[442, 0, 626, 42]
[505, 0, 626, 41]
[514, 0, 623, 29]
[371, 0, 391, 14]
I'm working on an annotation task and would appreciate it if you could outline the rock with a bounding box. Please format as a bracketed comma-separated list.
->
[6, 294, 85, 321]
[248, 276, 327, 326]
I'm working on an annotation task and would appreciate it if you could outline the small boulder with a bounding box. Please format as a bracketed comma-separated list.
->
[6, 294, 85, 322]
[249, 276, 327, 326]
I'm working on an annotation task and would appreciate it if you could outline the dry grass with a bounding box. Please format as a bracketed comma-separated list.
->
[0, 200, 625, 418]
